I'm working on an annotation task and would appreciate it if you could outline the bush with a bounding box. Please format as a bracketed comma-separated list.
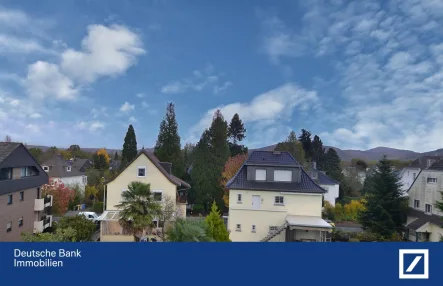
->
[323, 201, 335, 220]
[192, 204, 204, 214]
[348, 238, 360, 242]
[93, 202, 104, 213]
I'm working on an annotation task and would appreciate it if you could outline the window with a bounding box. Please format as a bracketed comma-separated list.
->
[153, 191, 162, 202]
[18, 217, 23, 227]
[427, 177, 437, 184]
[20, 191, 24, 201]
[6, 221, 12, 232]
[255, 169, 266, 181]
[43, 166, 49, 172]
[235, 224, 241, 232]
[274, 196, 284, 205]
[414, 200, 420, 208]
[7, 194, 12, 205]
[21, 167, 27, 177]
[82, 176, 87, 185]
[425, 204, 432, 214]
[66, 166, 71, 172]
[274, 170, 292, 182]
[237, 194, 242, 203]
[269, 226, 278, 232]
[137, 166, 146, 177]
[413, 173, 416, 180]
[251, 225, 256, 233]
[0, 168, 12, 180]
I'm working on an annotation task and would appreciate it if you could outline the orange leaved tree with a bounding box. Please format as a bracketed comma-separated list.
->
[41, 179, 76, 215]
[221, 153, 248, 207]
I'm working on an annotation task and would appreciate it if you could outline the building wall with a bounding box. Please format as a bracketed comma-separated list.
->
[106, 154, 177, 211]
[0, 187, 39, 242]
[100, 235, 134, 242]
[53, 176, 87, 192]
[400, 167, 420, 192]
[228, 189, 322, 242]
[429, 224, 443, 242]
[408, 170, 443, 216]
[321, 184, 339, 206]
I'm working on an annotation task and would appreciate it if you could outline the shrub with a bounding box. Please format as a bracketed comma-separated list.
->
[192, 204, 204, 214]
[323, 201, 335, 220]
[93, 202, 104, 213]
[348, 238, 360, 242]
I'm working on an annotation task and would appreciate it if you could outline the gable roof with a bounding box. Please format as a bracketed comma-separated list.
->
[428, 158, 443, 171]
[106, 150, 190, 189]
[0, 142, 21, 164]
[41, 155, 88, 178]
[407, 156, 443, 169]
[317, 171, 340, 185]
[226, 151, 326, 194]
[406, 208, 443, 230]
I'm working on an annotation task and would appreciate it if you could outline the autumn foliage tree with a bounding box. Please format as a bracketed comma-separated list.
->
[93, 148, 110, 170]
[41, 179, 75, 215]
[221, 153, 248, 207]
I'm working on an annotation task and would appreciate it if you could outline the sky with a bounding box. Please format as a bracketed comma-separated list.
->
[0, 0, 442, 152]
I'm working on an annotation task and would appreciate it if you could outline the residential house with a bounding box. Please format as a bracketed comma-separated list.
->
[226, 151, 332, 242]
[399, 156, 442, 193]
[307, 162, 340, 206]
[405, 159, 443, 242]
[99, 150, 191, 242]
[342, 166, 367, 184]
[0, 142, 53, 241]
[41, 156, 91, 191]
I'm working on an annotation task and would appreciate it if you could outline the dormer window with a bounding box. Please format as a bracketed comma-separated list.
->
[43, 166, 49, 172]
[66, 166, 71, 172]
[274, 170, 292, 182]
[255, 169, 266, 181]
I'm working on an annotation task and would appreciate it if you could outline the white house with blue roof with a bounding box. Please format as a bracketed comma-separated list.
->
[226, 150, 333, 242]
[307, 162, 340, 206]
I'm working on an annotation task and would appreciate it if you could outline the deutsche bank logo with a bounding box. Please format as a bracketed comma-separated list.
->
[399, 249, 429, 279]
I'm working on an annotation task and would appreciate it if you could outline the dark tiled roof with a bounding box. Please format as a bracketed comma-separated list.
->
[407, 156, 443, 169]
[41, 155, 87, 178]
[317, 171, 339, 185]
[106, 150, 190, 189]
[406, 208, 443, 230]
[245, 151, 301, 167]
[226, 151, 326, 194]
[0, 142, 20, 163]
[428, 158, 443, 171]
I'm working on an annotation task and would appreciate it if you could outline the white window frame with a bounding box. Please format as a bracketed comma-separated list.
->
[21, 167, 28, 177]
[7, 194, 12, 205]
[425, 204, 432, 214]
[427, 177, 437, 184]
[235, 224, 242, 232]
[66, 166, 71, 172]
[237, 193, 242, 204]
[251, 225, 256, 233]
[152, 190, 163, 202]
[18, 217, 23, 227]
[82, 176, 87, 185]
[43, 166, 49, 172]
[269, 226, 278, 233]
[255, 169, 266, 181]
[414, 200, 420, 208]
[137, 166, 147, 177]
[274, 196, 284, 205]
[274, 170, 292, 182]
[6, 221, 11, 232]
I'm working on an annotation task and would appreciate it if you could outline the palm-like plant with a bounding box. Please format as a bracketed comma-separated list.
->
[166, 218, 214, 242]
[115, 182, 161, 242]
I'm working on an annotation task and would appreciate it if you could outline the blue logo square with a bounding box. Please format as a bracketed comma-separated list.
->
[403, 253, 425, 275]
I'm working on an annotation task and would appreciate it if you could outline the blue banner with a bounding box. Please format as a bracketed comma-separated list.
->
[0, 243, 440, 285]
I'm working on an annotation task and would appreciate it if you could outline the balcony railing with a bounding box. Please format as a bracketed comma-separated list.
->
[33, 215, 52, 233]
[101, 221, 132, 236]
[34, 195, 53, 212]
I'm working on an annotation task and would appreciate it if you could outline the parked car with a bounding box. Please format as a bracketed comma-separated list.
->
[78, 212, 100, 223]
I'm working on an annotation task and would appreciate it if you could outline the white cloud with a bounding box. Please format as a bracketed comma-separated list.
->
[213, 81, 233, 94]
[30, 113, 42, 119]
[188, 83, 320, 144]
[61, 24, 145, 84]
[25, 61, 78, 101]
[141, 101, 149, 108]
[120, 101, 135, 112]
[161, 64, 230, 94]
[136, 93, 145, 98]
[129, 116, 137, 123]
[0, 34, 53, 54]
[91, 107, 108, 118]
[75, 121, 105, 132]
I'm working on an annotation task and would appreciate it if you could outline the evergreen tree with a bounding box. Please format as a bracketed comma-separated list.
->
[114, 151, 119, 161]
[227, 113, 246, 144]
[275, 131, 305, 164]
[323, 148, 341, 181]
[154, 103, 184, 177]
[210, 110, 230, 163]
[205, 201, 230, 242]
[298, 129, 312, 160]
[358, 156, 408, 238]
[311, 135, 326, 169]
[122, 125, 137, 165]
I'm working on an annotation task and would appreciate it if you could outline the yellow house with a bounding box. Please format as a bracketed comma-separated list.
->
[99, 150, 190, 242]
[405, 158, 443, 242]
[226, 151, 332, 242]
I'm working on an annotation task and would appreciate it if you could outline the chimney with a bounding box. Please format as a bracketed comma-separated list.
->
[312, 161, 317, 170]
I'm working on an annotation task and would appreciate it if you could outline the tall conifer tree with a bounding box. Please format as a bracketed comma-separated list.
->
[121, 125, 137, 168]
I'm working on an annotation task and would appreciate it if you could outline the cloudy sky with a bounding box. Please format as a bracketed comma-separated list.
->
[0, 0, 442, 152]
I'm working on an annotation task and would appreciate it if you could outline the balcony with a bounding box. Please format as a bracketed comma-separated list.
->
[34, 195, 53, 212]
[33, 215, 53, 233]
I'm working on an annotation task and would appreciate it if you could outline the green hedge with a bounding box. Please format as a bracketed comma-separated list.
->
[93, 202, 104, 213]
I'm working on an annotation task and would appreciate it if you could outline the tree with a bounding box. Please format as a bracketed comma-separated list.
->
[166, 218, 214, 242]
[358, 156, 408, 238]
[114, 151, 119, 161]
[157, 195, 182, 241]
[351, 159, 368, 171]
[298, 129, 312, 160]
[275, 131, 305, 164]
[311, 135, 326, 168]
[154, 102, 184, 177]
[183, 143, 195, 170]
[86, 169, 101, 186]
[4, 135, 12, 142]
[60, 150, 72, 160]
[57, 215, 96, 242]
[28, 147, 43, 163]
[323, 148, 342, 181]
[22, 227, 77, 242]
[115, 182, 161, 242]
[227, 113, 247, 156]
[221, 153, 248, 207]
[41, 146, 59, 162]
[121, 124, 137, 165]
[69, 145, 80, 153]
[205, 201, 230, 241]
[41, 179, 76, 215]
[93, 148, 110, 170]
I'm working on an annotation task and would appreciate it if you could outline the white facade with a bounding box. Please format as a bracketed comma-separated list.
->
[53, 175, 88, 192]
[321, 184, 339, 206]
[399, 167, 420, 192]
